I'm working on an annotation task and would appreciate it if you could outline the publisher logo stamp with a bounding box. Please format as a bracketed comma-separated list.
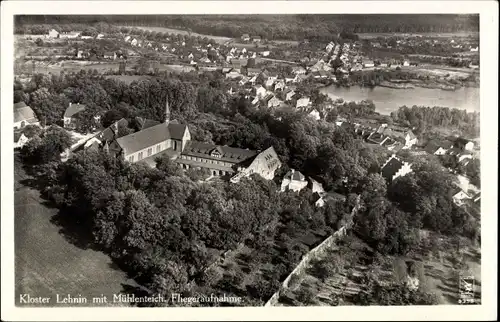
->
[458, 275, 477, 304]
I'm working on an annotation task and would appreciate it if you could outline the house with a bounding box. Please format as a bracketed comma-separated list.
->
[225, 70, 242, 79]
[380, 155, 412, 183]
[292, 66, 307, 75]
[367, 132, 389, 146]
[130, 38, 138, 46]
[267, 96, 283, 109]
[274, 80, 285, 91]
[14, 132, 29, 149]
[248, 75, 258, 84]
[48, 29, 59, 38]
[246, 68, 261, 76]
[239, 76, 250, 86]
[448, 148, 473, 162]
[63, 103, 86, 129]
[452, 188, 471, 206]
[284, 89, 296, 101]
[469, 62, 479, 69]
[252, 36, 261, 43]
[241, 34, 250, 42]
[265, 78, 275, 89]
[377, 125, 418, 149]
[229, 146, 282, 183]
[403, 60, 410, 67]
[124, 35, 131, 42]
[293, 74, 307, 83]
[425, 140, 454, 155]
[308, 109, 321, 121]
[296, 97, 311, 109]
[60, 31, 81, 39]
[363, 60, 375, 68]
[309, 177, 325, 194]
[96, 33, 104, 39]
[261, 51, 270, 57]
[314, 191, 346, 208]
[103, 52, 117, 60]
[326, 42, 335, 53]
[470, 46, 479, 52]
[453, 137, 475, 151]
[255, 85, 267, 99]
[75, 118, 130, 154]
[14, 102, 40, 130]
[384, 140, 404, 152]
[281, 169, 308, 192]
[312, 70, 329, 79]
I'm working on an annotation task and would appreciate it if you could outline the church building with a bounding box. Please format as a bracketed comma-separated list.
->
[105, 100, 282, 181]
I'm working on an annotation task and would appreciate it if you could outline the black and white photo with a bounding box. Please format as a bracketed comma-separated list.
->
[1, 2, 497, 321]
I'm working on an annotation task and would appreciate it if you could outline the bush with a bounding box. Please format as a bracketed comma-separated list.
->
[287, 273, 301, 288]
[296, 286, 315, 305]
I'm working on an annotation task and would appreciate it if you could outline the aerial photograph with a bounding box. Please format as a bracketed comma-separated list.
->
[12, 14, 482, 308]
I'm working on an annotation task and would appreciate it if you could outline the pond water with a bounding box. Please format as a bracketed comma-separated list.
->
[321, 85, 480, 115]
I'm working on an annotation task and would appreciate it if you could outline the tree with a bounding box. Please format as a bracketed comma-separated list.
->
[155, 154, 183, 177]
[296, 286, 315, 305]
[358, 173, 387, 205]
[35, 38, 44, 46]
[22, 126, 73, 165]
[21, 124, 43, 138]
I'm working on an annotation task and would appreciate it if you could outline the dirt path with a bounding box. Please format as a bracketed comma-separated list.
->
[14, 164, 136, 307]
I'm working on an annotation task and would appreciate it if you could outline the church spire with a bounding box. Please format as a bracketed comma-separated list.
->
[165, 97, 170, 125]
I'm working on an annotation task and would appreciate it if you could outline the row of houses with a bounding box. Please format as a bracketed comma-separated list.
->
[424, 137, 478, 167]
[337, 120, 418, 152]
[240, 34, 262, 43]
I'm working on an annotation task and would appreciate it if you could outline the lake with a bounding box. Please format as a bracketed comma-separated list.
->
[321, 85, 480, 115]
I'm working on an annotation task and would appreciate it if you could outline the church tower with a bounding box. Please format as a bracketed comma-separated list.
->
[165, 98, 170, 125]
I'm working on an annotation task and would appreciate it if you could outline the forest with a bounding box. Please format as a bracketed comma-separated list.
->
[16, 67, 480, 305]
[15, 14, 479, 41]
[390, 105, 480, 138]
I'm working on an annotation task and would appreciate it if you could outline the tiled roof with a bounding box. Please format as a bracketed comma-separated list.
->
[14, 102, 28, 109]
[182, 141, 257, 163]
[168, 123, 188, 140]
[64, 104, 86, 118]
[246, 146, 281, 172]
[116, 123, 172, 155]
[454, 137, 471, 149]
[135, 117, 160, 130]
[14, 132, 24, 142]
[285, 170, 305, 181]
[381, 156, 404, 182]
[14, 103, 38, 123]
[97, 118, 129, 142]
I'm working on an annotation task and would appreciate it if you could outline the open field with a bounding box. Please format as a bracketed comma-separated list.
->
[14, 156, 136, 307]
[277, 232, 481, 306]
[359, 32, 479, 39]
[18, 59, 197, 76]
[119, 25, 232, 44]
